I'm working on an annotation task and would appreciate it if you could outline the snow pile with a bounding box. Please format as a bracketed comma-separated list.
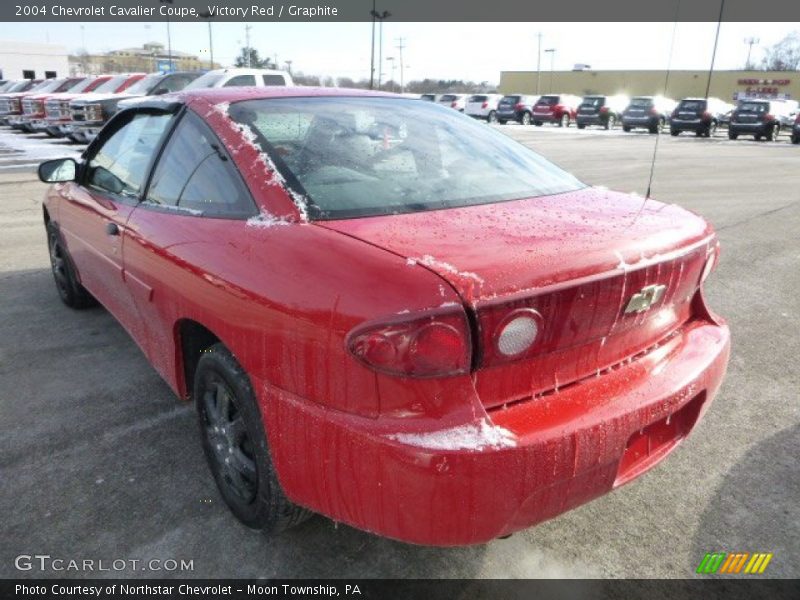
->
[406, 255, 484, 286]
[387, 419, 517, 451]
[246, 211, 291, 228]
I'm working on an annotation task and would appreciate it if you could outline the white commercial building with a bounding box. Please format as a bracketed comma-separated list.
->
[0, 40, 69, 80]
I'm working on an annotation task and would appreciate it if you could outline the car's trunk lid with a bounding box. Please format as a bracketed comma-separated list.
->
[320, 188, 714, 406]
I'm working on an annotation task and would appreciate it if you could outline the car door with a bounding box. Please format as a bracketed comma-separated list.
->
[122, 109, 258, 379]
[56, 109, 175, 335]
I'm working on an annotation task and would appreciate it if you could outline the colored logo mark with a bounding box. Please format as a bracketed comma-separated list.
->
[696, 552, 773, 574]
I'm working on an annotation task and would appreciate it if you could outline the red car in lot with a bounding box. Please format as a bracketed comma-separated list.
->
[38, 87, 730, 546]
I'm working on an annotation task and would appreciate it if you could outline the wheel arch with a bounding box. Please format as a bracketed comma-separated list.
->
[173, 318, 225, 400]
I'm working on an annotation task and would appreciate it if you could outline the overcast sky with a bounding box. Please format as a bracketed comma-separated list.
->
[0, 21, 795, 82]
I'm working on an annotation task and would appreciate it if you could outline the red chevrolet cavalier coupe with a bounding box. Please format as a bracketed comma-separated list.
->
[38, 87, 730, 546]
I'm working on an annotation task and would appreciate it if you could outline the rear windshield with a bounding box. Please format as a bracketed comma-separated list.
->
[469, 95, 487, 102]
[499, 95, 520, 104]
[228, 97, 585, 220]
[629, 97, 653, 107]
[738, 101, 768, 113]
[439, 94, 457, 102]
[580, 96, 604, 107]
[537, 96, 559, 105]
[678, 100, 706, 111]
[93, 75, 131, 93]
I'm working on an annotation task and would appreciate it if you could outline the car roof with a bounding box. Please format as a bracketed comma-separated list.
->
[160, 86, 400, 105]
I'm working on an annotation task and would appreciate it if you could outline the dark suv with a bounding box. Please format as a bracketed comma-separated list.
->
[728, 100, 785, 141]
[670, 98, 732, 137]
[622, 96, 675, 134]
[792, 114, 800, 144]
[576, 95, 626, 130]
[495, 94, 538, 125]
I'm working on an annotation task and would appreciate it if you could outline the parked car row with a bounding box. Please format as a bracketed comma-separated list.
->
[0, 68, 294, 144]
[425, 90, 799, 143]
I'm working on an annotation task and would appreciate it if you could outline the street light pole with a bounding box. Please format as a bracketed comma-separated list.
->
[744, 36, 759, 70]
[544, 48, 556, 93]
[386, 56, 395, 92]
[199, 10, 215, 69]
[370, 6, 391, 90]
[536, 32, 542, 95]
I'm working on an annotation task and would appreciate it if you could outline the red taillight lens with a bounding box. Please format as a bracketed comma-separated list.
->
[702, 111, 712, 120]
[763, 113, 773, 122]
[451, 101, 458, 108]
[649, 107, 659, 116]
[347, 309, 471, 378]
[481, 101, 489, 109]
[600, 106, 609, 114]
[700, 241, 721, 285]
[514, 102, 524, 110]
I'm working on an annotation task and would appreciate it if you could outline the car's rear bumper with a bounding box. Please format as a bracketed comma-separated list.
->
[623, 116, 658, 128]
[670, 119, 706, 132]
[257, 312, 730, 546]
[576, 114, 603, 125]
[495, 110, 520, 121]
[533, 113, 558, 123]
[729, 122, 769, 135]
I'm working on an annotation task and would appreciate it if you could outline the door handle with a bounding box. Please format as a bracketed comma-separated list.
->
[105, 222, 120, 236]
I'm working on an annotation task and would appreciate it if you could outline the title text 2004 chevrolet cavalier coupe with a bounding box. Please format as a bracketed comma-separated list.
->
[38, 87, 730, 546]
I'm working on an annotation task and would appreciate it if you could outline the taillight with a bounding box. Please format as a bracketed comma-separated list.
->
[347, 309, 471, 378]
[451, 101, 458, 108]
[649, 107, 659, 116]
[514, 103, 524, 110]
[599, 106, 609, 114]
[795, 113, 800, 124]
[476, 305, 544, 368]
[702, 111, 712, 120]
[763, 113, 773, 122]
[481, 101, 489, 109]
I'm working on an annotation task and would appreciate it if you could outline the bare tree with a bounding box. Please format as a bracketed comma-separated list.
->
[760, 31, 800, 71]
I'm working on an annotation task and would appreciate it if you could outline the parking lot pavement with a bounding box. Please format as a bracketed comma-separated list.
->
[0, 125, 797, 579]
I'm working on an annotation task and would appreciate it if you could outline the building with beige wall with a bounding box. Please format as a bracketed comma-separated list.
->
[69, 42, 214, 76]
[499, 70, 799, 101]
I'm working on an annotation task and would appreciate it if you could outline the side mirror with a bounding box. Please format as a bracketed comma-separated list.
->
[38, 158, 77, 183]
[153, 87, 169, 95]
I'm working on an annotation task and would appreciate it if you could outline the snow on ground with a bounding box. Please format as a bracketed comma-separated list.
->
[0, 128, 82, 171]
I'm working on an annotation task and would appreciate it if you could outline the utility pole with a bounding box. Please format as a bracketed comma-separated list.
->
[396, 37, 406, 93]
[744, 36, 759, 70]
[705, 0, 726, 99]
[199, 10, 215, 69]
[536, 32, 542, 95]
[245, 24, 252, 67]
[545, 48, 556, 93]
[285, 60, 293, 75]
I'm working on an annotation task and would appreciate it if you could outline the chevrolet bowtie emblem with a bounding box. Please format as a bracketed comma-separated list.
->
[624, 284, 667, 314]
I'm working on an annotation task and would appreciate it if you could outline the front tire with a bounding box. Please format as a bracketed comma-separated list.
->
[47, 222, 95, 309]
[195, 344, 311, 533]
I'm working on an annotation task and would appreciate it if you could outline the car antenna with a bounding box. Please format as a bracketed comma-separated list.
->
[644, 1, 681, 201]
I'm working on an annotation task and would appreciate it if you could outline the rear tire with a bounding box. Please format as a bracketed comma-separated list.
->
[623, 125, 632, 132]
[196, 344, 311, 533]
[605, 115, 616, 130]
[671, 129, 680, 136]
[765, 124, 779, 142]
[521, 112, 532, 125]
[46, 222, 96, 309]
[791, 133, 799, 144]
[728, 130, 738, 140]
[559, 114, 570, 128]
[487, 111, 497, 124]
[577, 123, 586, 129]
[497, 119, 507, 125]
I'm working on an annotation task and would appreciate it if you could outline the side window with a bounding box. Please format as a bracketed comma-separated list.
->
[262, 74, 286, 86]
[145, 112, 255, 217]
[86, 112, 173, 198]
[224, 75, 256, 87]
